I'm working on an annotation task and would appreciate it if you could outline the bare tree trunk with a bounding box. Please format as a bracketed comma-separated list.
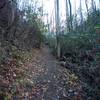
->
[42, 0, 43, 16]
[80, 0, 83, 31]
[7, 1, 15, 30]
[74, 0, 77, 31]
[85, 0, 89, 17]
[55, 0, 60, 58]
[99, 0, 100, 10]
[91, 0, 96, 12]
[68, 0, 73, 32]
[65, 0, 69, 32]
[47, 14, 50, 35]
[99, 0, 100, 11]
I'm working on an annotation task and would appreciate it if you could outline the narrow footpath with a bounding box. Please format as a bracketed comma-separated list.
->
[24, 46, 86, 100]
[0, 46, 86, 100]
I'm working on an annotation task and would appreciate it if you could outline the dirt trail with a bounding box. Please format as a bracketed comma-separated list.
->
[27, 46, 86, 100]
[0, 46, 86, 100]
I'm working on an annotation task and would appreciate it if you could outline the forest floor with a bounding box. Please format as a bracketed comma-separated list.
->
[0, 45, 87, 100]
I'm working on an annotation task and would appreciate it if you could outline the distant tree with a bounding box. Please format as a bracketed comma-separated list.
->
[91, 0, 96, 12]
[73, 0, 77, 31]
[85, 0, 89, 17]
[68, 0, 73, 32]
[65, 0, 69, 32]
[79, 0, 83, 31]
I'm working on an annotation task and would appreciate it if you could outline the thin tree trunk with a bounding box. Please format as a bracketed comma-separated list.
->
[65, 0, 69, 32]
[80, 0, 83, 31]
[47, 14, 50, 35]
[99, 0, 100, 10]
[68, 0, 73, 32]
[55, 0, 60, 58]
[91, 0, 96, 12]
[74, 0, 77, 31]
[85, 0, 89, 17]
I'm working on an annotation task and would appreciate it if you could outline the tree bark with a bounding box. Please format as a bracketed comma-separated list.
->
[74, 0, 77, 31]
[65, 0, 69, 32]
[55, 0, 61, 58]
[91, 0, 96, 12]
[80, 0, 83, 31]
[68, 0, 73, 32]
[85, 0, 89, 17]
